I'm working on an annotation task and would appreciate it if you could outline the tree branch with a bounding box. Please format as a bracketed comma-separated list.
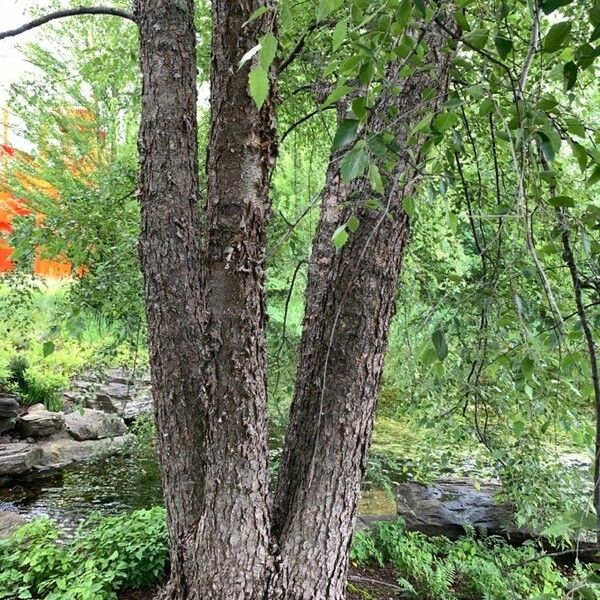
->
[0, 6, 136, 41]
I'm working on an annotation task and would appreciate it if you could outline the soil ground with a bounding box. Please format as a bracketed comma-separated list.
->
[118, 565, 401, 599]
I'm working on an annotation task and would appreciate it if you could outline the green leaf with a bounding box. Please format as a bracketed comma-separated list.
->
[543, 21, 572, 53]
[479, 98, 494, 116]
[538, 131, 558, 162]
[43, 341, 55, 358]
[402, 196, 416, 217]
[570, 140, 588, 172]
[540, 0, 573, 13]
[395, 0, 413, 31]
[347, 215, 360, 232]
[332, 20, 348, 52]
[332, 119, 360, 152]
[332, 225, 349, 249]
[248, 66, 269, 110]
[317, 0, 342, 22]
[340, 143, 370, 182]
[243, 6, 269, 27]
[352, 97, 368, 120]
[587, 165, 600, 188]
[512, 420, 525, 438]
[432, 330, 448, 361]
[324, 84, 352, 106]
[548, 195, 575, 208]
[432, 112, 459, 133]
[494, 34, 513, 59]
[465, 28, 489, 50]
[259, 33, 278, 70]
[563, 61, 578, 91]
[368, 164, 384, 194]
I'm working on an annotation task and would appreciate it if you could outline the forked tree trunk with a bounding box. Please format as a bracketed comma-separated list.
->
[269, 25, 455, 600]
[137, 0, 276, 598]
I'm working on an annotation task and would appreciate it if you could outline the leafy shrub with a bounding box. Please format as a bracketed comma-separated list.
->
[21, 368, 67, 411]
[349, 520, 590, 600]
[0, 508, 168, 600]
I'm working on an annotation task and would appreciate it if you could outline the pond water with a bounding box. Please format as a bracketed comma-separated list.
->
[0, 451, 163, 534]
[0, 450, 397, 535]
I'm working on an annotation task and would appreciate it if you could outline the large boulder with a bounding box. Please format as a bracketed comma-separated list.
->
[17, 406, 65, 438]
[396, 478, 527, 541]
[0, 510, 26, 539]
[65, 408, 127, 441]
[0, 442, 43, 475]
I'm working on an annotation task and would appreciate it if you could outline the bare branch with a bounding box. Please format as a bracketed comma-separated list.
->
[0, 6, 136, 41]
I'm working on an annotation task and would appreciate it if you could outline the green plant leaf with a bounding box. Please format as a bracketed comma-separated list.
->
[347, 215, 360, 232]
[332, 225, 349, 249]
[259, 33, 278, 70]
[43, 341, 55, 358]
[563, 61, 578, 91]
[243, 6, 269, 27]
[369, 164, 384, 194]
[548, 195, 575, 208]
[332, 19, 347, 51]
[465, 28, 489, 50]
[317, 0, 342, 22]
[432, 329, 448, 361]
[332, 119, 360, 152]
[543, 21, 572, 53]
[249, 66, 269, 110]
[340, 143, 370, 182]
[432, 112, 459, 133]
[494, 34, 513, 59]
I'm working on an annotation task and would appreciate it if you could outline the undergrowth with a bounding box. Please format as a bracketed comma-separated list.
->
[350, 520, 600, 599]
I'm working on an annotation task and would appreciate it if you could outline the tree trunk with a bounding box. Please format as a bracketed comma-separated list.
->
[136, 0, 205, 594]
[137, 0, 276, 598]
[192, 0, 277, 597]
[269, 26, 455, 600]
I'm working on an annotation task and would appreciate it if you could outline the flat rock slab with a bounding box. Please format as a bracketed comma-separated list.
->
[65, 409, 128, 441]
[0, 443, 43, 476]
[34, 433, 133, 470]
[17, 408, 65, 438]
[0, 510, 26, 539]
[397, 478, 526, 540]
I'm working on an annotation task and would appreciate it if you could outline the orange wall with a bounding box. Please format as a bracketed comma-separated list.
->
[0, 145, 72, 278]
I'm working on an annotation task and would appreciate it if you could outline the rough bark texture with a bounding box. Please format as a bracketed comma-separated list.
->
[137, 1, 277, 598]
[193, 0, 277, 598]
[269, 26, 455, 600]
[136, 0, 205, 594]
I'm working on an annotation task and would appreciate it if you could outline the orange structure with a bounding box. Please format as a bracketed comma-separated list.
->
[0, 140, 72, 278]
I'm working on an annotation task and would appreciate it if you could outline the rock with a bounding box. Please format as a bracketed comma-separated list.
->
[0, 443, 43, 475]
[67, 368, 152, 421]
[34, 433, 133, 469]
[0, 395, 19, 419]
[0, 418, 16, 435]
[0, 396, 19, 433]
[65, 409, 127, 441]
[0, 510, 26, 539]
[396, 478, 527, 541]
[17, 409, 65, 438]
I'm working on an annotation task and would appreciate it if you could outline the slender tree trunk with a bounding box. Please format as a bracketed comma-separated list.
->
[136, 1, 205, 594]
[137, 1, 276, 598]
[268, 25, 455, 600]
[192, 1, 277, 597]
